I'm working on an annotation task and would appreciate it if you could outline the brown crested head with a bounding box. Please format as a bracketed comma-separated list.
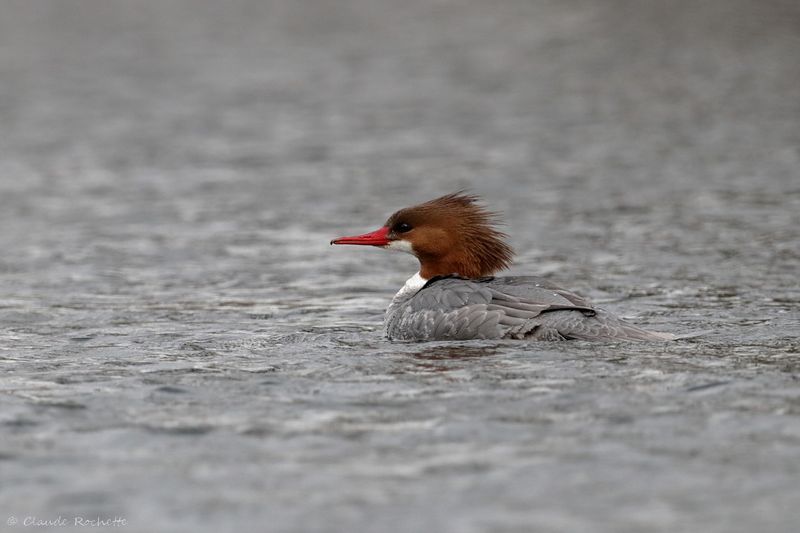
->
[383, 192, 514, 279]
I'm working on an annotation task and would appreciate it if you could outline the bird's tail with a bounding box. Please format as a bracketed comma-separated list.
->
[540, 308, 677, 341]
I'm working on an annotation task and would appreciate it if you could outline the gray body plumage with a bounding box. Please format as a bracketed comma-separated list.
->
[384, 276, 672, 341]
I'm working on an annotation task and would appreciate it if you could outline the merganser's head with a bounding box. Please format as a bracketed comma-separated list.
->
[331, 192, 514, 279]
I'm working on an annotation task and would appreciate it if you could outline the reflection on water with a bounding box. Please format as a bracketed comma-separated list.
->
[410, 343, 501, 361]
[404, 343, 502, 373]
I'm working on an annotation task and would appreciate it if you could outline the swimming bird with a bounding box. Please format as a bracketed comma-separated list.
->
[331, 193, 673, 341]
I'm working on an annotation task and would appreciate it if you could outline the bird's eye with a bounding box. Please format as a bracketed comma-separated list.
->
[395, 222, 413, 233]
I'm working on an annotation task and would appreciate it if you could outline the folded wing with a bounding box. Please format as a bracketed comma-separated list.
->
[384, 276, 672, 341]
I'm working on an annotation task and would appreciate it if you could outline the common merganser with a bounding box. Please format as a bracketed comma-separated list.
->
[332, 193, 673, 341]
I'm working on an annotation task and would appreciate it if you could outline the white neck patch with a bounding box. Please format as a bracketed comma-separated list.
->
[392, 271, 428, 302]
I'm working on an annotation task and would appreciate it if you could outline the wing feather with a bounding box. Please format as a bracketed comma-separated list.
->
[385, 276, 670, 341]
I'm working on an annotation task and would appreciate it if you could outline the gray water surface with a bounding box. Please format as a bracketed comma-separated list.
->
[1, 1, 799, 532]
